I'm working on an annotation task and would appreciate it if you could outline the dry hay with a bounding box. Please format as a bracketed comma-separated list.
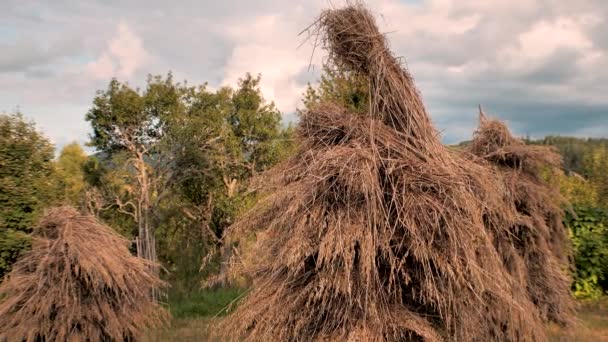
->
[0, 206, 168, 342]
[216, 3, 553, 341]
[469, 110, 575, 326]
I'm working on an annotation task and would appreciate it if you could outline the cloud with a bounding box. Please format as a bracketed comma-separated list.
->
[219, 7, 325, 113]
[87, 21, 149, 80]
[0, 0, 607, 151]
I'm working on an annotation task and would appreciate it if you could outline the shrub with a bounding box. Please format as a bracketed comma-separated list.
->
[566, 206, 608, 299]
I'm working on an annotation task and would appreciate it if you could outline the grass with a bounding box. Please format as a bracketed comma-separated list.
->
[548, 298, 608, 341]
[167, 287, 245, 319]
[149, 292, 608, 341]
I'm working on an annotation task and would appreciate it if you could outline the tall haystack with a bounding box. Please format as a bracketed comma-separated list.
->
[469, 110, 575, 326]
[217, 3, 548, 341]
[0, 206, 168, 341]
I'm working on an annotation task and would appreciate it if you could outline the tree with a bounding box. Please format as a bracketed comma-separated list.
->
[53, 143, 88, 207]
[0, 112, 54, 278]
[582, 145, 608, 206]
[85, 73, 292, 291]
[566, 206, 608, 298]
[86, 74, 190, 274]
[302, 65, 369, 113]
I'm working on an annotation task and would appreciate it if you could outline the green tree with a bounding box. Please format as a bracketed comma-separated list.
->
[556, 171, 599, 207]
[0, 112, 54, 278]
[566, 206, 608, 298]
[582, 145, 608, 206]
[53, 143, 88, 207]
[85, 73, 292, 291]
[302, 66, 369, 113]
[86, 73, 191, 270]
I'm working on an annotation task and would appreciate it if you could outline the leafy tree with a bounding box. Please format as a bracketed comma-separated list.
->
[85, 72, 292, 291]
[566, 206, 608, 299]
[302, 66, 369, 113]
[556, 171, 599, 207]
[582, 145, 608, 206]
[0, 113, 54, 278]
[86, 73, 193, 270]
[53, 143, 88, 207]
[539, 136, 608, 174]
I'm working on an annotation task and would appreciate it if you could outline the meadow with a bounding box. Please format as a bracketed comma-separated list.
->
[146, 292, 608, 341]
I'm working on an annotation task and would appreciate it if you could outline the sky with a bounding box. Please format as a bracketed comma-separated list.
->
[1, 0, 607, 151]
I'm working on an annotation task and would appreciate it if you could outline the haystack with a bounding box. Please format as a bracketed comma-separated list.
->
[217, 4, 548, 341]
[0, 206, 168, 341]
[469, 110, 575, 326]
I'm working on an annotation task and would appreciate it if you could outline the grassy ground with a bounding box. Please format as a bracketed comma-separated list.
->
[148, 293, 608, 341]
[167, 287, 245, 319]
[548, 299, 608, 341]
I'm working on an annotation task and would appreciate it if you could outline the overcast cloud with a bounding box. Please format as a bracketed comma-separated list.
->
[1, 0, 607, 150]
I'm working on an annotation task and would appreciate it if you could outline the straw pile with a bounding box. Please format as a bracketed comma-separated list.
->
[0, 206, 168, 342]
[217, 4, 551, 341]
[469, 110, 575, 326]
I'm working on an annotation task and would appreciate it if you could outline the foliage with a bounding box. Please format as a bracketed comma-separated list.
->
[566, 206, 608, 299]
[84, 72, 292, 291]
[539, 136, 608, 174]
[557, 171, 599, 207]
[302, 65, 369, 113]
[582, 145, 608, 207]
[0, 113, 55, 231]
[53, 143, 89, 207]
[0, 113, 54, 279]
[0, 230, 30, 280]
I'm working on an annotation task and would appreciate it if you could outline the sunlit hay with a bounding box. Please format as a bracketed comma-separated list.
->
[0, 206, 169, 341]
[217, 3, 548, 341]
[469, 110, 576, 327]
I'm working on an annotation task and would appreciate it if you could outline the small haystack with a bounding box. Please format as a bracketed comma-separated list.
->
[0, 206, 168, 341]
[469, 110, 575, 326]
[218, 4, 547, 341]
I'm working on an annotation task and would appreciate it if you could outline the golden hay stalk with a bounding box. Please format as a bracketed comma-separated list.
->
[216, 3, 555, 341]
[0, 206, 168, 341]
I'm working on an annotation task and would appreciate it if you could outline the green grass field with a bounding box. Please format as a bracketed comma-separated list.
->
[147, 293, 608, 341]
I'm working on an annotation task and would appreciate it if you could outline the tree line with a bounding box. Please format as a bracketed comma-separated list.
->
[1, 69, 607, 298]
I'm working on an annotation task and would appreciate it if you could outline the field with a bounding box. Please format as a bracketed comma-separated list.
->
[547, 299, 608, 341]
[146, 291, 608, 341]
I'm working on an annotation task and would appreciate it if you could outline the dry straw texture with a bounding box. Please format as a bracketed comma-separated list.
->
[469, 110, 575, 327]
[216, 3, 563, 341]
[0, 206, 168, 342]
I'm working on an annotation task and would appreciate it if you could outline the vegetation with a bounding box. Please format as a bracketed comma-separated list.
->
[0, 113, 54, 278]
[566, 206, 608, 298]
[83, 73, 292, 292]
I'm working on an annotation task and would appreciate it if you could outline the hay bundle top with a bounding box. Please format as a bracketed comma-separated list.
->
[470, 111, 575, 326]
[217, 3, 553, 341]
[0, 206, 168, 342]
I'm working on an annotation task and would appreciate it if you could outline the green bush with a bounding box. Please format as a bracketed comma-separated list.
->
[566, 206, 608, 299]
[0, 229, 31, 279]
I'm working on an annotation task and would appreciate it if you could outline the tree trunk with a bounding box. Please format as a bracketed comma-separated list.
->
[134, 153, 160, 301]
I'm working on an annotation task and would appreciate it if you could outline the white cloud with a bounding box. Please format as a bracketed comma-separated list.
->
[497, 15, 601, 72]
[377, 0, 481, 36]
[219, 7, 323, 113]
[87, 21, 149, 80]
